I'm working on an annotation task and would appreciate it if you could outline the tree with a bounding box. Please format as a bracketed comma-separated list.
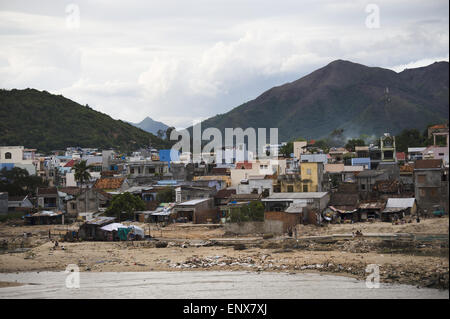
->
[156, 187, 175, 203]
[345, 138, 365, 152]
[0, 167, 48, 196]
[395, 129, 426, 153]
[105, 192, 145, 220]
[314, 139, 330, 153]
[157, 129, 165, 140]
[165, 127, 176, 141]
[229, 201, 265, 222]
[279, 142, 293, 157]
[73, 160, 92, 188]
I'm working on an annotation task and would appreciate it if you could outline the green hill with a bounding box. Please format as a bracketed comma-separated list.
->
[0, 88, 171, 153]
[198, 60, 449, 141]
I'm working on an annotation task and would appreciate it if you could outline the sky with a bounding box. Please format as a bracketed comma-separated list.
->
[0, 0, 448, 129]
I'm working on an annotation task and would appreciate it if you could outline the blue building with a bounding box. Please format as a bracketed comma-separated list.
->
[351, 157, 371, 170]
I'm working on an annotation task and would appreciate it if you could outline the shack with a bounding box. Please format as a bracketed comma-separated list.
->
[78, 216, 116, 240]
[24, 211, 64, 225]
[381, 198, 417, 222]
[173, 198, 217, 223]
[358, 201, 386, 221]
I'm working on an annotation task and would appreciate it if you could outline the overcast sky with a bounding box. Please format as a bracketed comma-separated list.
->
[0, 0, 448, 129]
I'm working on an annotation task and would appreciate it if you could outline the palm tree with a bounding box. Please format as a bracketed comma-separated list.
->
[73, 160, 92, 213]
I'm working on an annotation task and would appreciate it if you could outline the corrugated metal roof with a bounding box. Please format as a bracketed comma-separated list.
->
[408, 147, 426, 153]
[385, 198, 415, 208]
[263, 192, 328, 201]
[177, 198, 210, 206]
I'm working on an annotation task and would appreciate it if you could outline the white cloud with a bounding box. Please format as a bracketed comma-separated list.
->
[0, 0, 448, 128]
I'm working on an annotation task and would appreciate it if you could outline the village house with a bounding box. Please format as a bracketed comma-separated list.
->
[78, 216, 116, 240]
[0, 146, 37, 175]
[328, 148, 348, 163]
[173, 198, 217, 223]
[414, 159, 449, 215]
[408, 147, 426, 161]
[237, 175, 273, 196]
[7, 194, 34, 212]
[24, 210, 64, 225]
[355, 146, 370, 158]
[327, 183, 359, 222]
[299, 161, 328, 192]
[36, 187, 63, 211]
[293, 141, 308, 160]
[381, 198, 417, 222]
[175, 185, 216, 203]
[262, 192, 329, 214]
[93, 177, 130, 193]
[355, 170, 389, 198]
[67, 188, 112, 218]
[358, 201, 386, 221]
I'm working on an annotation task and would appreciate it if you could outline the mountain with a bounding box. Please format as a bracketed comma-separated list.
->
[130, 116, 169, 135]
[0, 89, 171, 153]
[198, 60, 449, 141]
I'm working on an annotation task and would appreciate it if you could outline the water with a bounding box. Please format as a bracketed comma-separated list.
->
[0, 271, 448, 299]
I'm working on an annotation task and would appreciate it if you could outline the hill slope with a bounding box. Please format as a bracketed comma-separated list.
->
[199, 60, 449, 141]
[0, 89, 171, 153]
[130, 116, 169, 135]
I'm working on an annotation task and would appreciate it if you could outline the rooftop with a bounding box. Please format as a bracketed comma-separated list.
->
[93, 177, 125, 189]
[177, 198, 211, 206]
[262, 192, 328, 201]
[414, 159, 442, 170]
[385, 198, 415, 208]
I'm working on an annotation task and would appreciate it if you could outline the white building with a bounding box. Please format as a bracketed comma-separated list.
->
[0, 146, 37, 175]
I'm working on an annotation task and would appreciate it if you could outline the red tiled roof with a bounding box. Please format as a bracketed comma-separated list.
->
[64, 160, 76, 168]
[214, 189, 236, 199]
[396, 152, 406, 161]
[236, 162, 252, 169]
[37, 187, 58, 195]
[93, 177, 125, 189]
[58, 187, 81, 196]
[429, 124, 447, 129]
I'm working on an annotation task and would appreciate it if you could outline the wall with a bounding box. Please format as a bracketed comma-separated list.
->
[237, 179, 273, 195]
[414, 169, 446, 214]
[194, 209, 219, 224]
[224, 220, 283, 235]
[264, 211, 302, 232]
[0, 192, 8, 214]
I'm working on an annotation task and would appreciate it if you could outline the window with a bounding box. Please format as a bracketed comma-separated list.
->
[417, 175, 426, 184]
[361, 184, 366, 190]
[130, 168, 135, 174]
[4, 152, 12, 159]
[71, 203, 76, 209]
[302, 185, 308, 192]
[419, 188, 426, 197]
[429, 188, 438, 198]
[287, 185, 293, 193]
[306, 169, 312, 175]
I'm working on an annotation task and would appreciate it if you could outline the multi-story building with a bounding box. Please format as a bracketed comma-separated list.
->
[0, 146, 37, 175]
[414, 159, 449, 215]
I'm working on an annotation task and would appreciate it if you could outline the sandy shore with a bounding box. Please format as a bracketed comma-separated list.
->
[0, 217, 448, 289]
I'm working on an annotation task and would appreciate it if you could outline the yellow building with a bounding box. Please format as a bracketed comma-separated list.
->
[300, 162, 324, 192]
